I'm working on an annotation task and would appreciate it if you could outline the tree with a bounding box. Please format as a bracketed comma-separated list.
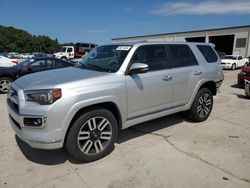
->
[0, 25, 61, 53]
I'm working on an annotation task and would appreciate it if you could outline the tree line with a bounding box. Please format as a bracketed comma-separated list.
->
[0, 25, 62, 53]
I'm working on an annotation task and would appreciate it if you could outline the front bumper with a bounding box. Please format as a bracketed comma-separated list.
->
[221, 64, 232, 69]
[8, 102, 63, 149]
[7, 85, 64, 149]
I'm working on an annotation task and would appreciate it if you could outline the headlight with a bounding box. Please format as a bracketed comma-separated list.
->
[24, 89, 62, 105]
[239, 71, 247, 76]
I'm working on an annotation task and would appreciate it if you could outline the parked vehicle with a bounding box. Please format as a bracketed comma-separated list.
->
[20, 53, 34, 59]
[7, 42, 224, 162]
[245, 80, 250, 98]
[238, 66, 250, 87]
[0, 57, 73, 93]
[8, 52, 20, 59]
[53, 43, 97, 61]
[33, 52, 50, 58]
[221, 55, 249, 70]
[0, 55, 18, 67]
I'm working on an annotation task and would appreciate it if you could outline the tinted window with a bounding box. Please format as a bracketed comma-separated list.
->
[131, 45, 167, 71]
[238, 56, 242, 60]
[30, 60, 54, 71]
[169, 45, 198, 67]
[197, 45, 218, 63]
[55, 59, 68, 68]
[67, 48, 73, 52]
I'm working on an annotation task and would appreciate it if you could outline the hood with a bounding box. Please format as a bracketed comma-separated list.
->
[221, 59, 234, 63]
[242, 66, 250, 73]
[14, 67, 110, 90]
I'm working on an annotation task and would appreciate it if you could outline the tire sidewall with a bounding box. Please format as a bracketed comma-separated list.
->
[65, 108, 118, 162]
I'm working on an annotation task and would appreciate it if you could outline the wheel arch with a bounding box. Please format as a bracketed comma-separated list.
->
[199, 81, 217, 96]
[63, 101, 122, 146]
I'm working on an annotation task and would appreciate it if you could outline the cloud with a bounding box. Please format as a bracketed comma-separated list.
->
[152, 0, 250, 15]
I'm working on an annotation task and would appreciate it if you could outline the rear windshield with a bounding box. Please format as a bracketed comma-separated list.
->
[222, 56, 237, 60]
[197, 45, 218, 63]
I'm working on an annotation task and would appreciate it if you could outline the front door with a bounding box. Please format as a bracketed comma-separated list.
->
[126, 45, 173, 120]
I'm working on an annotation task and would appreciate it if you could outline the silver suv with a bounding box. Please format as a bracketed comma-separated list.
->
[7, 42, 224, 162]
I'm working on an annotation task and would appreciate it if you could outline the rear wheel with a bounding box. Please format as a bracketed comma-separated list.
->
[187, 88, 213, 122]
[0, 77, 13, 94]
[65, 108, 118, 162]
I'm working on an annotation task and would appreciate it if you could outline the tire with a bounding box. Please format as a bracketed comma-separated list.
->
[187, 88, 213, 122]
[65, 108, 118, 162]
[244, 63, 248, 68]
[231, 63, 236, 70]
[0, 77, 13, 94]
[61, 57, 67, 61]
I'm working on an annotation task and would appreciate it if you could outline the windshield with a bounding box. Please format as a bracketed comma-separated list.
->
[60, 47, 67, 52]
[78, 45, 131, 72]
[222, 56, 237, 60]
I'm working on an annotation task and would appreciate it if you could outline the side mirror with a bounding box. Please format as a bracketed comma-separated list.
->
[129, 63, 149, 75]
[22, 66, 32, 74]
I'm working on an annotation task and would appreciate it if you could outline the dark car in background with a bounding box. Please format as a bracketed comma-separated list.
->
[238, 66, 250, 87]
[0, 57, 73, 93]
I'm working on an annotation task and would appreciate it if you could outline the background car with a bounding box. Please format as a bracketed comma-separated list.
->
[0, 55, 18, 67]
[0, 57, 73, 93]
[221, 55, 249, 70]
[8, 52, 20, 59]
[238, 66, 250, 87]
[20, 53, 34, 59]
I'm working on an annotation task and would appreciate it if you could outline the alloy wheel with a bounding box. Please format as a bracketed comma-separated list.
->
[197, 93, 212, 118]
[0, 79, 11, 93]
[77, 116, 112, 155]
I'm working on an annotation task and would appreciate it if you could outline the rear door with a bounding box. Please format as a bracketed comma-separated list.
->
[126, 45, 173, 119]
[167, 44, 201, 107]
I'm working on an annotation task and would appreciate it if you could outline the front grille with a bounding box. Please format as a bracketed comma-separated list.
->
[7, 98, 19, 113]
[9, 115, 21, 130]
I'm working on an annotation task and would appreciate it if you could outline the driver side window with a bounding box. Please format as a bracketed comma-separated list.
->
[131, 45, 167, 71]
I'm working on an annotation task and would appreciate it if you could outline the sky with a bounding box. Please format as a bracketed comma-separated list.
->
[0, 0, 250, 45]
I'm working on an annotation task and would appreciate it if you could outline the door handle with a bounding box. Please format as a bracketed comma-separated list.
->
[162, 75, 172, 81]
[194, 71, 203, 75]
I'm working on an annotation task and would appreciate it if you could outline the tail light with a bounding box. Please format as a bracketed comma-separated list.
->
[11, 60, 18, 64]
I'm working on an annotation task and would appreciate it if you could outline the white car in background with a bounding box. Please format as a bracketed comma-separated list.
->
[221, 55, 249, 70]
[0, 55, 18, 67]
[20, 53, 34, 59]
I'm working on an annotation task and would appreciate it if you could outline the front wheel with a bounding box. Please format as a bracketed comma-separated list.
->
[187, 88, 213, 122]
[231, 63, 236, 70]
[0, 77, 13, 94]
[65, 108, 118, 162]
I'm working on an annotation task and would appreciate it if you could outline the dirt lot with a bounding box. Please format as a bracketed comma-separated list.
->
[0, 70, 249, 188]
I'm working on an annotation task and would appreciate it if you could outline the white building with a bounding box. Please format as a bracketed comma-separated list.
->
[112, 25, 250, 57]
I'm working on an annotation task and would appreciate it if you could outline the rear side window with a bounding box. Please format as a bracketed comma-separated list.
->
[168, 44, 198, 68]
[197, 45, 218, 63]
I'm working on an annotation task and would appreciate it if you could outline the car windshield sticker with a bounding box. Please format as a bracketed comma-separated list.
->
[116, 46, 131, 51]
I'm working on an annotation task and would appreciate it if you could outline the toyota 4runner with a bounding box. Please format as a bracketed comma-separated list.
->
[7, 42, 224, 162]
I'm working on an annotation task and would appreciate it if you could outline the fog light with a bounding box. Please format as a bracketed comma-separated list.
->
[24, 117, 45, 127]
